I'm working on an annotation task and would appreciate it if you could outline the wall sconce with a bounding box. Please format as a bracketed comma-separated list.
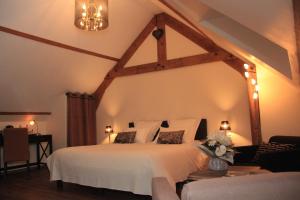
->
[220, 120, 231, 136]
[28, 120, 39, 135]
[105, 125, 113, 144]
[243, 63, 249, 70]
[244, 63, 260, 100]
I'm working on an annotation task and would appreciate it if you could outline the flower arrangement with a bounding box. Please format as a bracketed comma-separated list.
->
[198, 133, 234, 164]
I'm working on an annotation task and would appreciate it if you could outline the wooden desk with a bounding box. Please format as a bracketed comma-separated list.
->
[0, 134, 52, 172]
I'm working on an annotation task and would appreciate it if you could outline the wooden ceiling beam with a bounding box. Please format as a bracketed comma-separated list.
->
[111, 51, 230, 77]
[0, 26, 119, 62]
[112, 17, 156, 73]
[162, 13, 219, 52]
[156, 14, 167, 66]
[93, 12, 262, 145]
[94, 16, 156, 104]
[157, 0, 209, 39]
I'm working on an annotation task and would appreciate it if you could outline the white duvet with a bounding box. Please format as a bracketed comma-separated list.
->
[47, 143, 207, 195]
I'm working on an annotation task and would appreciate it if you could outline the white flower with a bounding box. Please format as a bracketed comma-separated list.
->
[215, 145, 227, 157]
[208, 132, 232, 146]
[208, 140, 216, 146]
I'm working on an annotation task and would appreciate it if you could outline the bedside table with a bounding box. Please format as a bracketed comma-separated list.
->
[187, 166, 270, 181]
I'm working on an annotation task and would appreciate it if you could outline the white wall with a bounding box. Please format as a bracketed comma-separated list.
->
[97, 26, 252, 146]
[0, 0, 164, 154]
[257, 65, 300, 141]
[0, 32, 114, 153]
[97, 62, 252, 146]
[97, 24, 300, 146]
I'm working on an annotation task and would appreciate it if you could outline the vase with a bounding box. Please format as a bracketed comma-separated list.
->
[208, 157, 229, 171]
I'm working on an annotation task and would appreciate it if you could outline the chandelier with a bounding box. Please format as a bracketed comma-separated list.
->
[74, 0, 108, 31]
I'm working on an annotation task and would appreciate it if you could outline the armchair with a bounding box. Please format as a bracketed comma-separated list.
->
[233, 136, 300, 172]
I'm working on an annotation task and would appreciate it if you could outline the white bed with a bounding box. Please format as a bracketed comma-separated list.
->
[47, 143, 207, 195]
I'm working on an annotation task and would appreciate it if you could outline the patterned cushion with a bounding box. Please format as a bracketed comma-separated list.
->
[114, 131, 136, 144]
[157, 130, 184, 144]
[253, 142, 297, 162]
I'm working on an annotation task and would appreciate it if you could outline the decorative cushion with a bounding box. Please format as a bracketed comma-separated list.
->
[253, 142, 297, 162]
[157, 130, 184, 144]
[114, 131, 136, 144]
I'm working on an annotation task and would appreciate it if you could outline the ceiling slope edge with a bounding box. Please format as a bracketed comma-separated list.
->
[154, 0, 299, 86]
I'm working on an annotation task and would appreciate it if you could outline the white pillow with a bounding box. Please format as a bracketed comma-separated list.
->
[125, 128, 150, 143]
[135, 120, 161, 142]
[154, 127, 186, 143]
[168, 118, 200, 143]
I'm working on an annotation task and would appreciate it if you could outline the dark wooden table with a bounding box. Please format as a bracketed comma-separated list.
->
[0, 134, 52, 172]
[187, 166, 270, 181]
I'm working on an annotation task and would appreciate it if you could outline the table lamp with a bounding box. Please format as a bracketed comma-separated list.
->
[105, 125, 113, 144]
[29, 120, 39, 135]
[220, 121, 231, 136]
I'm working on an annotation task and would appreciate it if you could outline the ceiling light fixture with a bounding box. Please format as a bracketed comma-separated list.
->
[74, 0, 108, 31]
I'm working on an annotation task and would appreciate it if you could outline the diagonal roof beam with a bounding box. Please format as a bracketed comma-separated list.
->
[93, 16, 156, 104]
[158, 0, 209, 39]
[162, 13, 219, 52]
[0, 26, 119, 62]
[93, 12, 262, 145]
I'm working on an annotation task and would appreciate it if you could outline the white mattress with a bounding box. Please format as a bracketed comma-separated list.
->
[47, 143, 207, 195]
[181, 172, 300, 200]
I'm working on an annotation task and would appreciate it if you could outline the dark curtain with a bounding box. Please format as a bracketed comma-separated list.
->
[66, 92, 97, 147]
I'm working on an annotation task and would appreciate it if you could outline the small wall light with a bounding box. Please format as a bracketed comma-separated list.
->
[243, 63, 249, 70]
[105, 125, 113, 144]
[253, 91, 259, 99]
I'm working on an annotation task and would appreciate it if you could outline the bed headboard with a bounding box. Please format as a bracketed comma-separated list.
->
[128, 118, 207, 140]
[195, 119, 207, 140]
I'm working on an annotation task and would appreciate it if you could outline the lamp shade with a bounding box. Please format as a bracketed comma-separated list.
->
[105, 125, 113, 133]
[29, 120, 35, 126]
[28, 120, 39, 134]
[220, 121, 231, 131]
[74, 0, 108, 31]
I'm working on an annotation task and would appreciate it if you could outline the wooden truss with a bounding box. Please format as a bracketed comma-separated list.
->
[93, 13, 262, 145]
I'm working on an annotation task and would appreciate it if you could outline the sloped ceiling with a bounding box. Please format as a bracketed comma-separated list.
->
[0, 0, 163, 112]
[0, 0, 161, 58]
[0, 0, 298, 113]
[159, 0, 299, 84]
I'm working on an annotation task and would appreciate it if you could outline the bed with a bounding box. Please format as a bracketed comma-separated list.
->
[47, 119, 208, 195]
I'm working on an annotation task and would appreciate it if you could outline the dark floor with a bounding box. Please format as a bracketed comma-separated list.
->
[0, 167, 152, 200]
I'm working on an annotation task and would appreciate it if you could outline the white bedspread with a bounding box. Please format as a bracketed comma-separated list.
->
[47, 143, 207, 195]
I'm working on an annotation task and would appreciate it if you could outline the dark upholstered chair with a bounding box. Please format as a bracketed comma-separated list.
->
[234, 135, 300, 172]
[3, 128, 30, 175]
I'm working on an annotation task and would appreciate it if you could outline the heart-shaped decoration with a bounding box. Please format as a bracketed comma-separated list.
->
[152, 28, 164, 40]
